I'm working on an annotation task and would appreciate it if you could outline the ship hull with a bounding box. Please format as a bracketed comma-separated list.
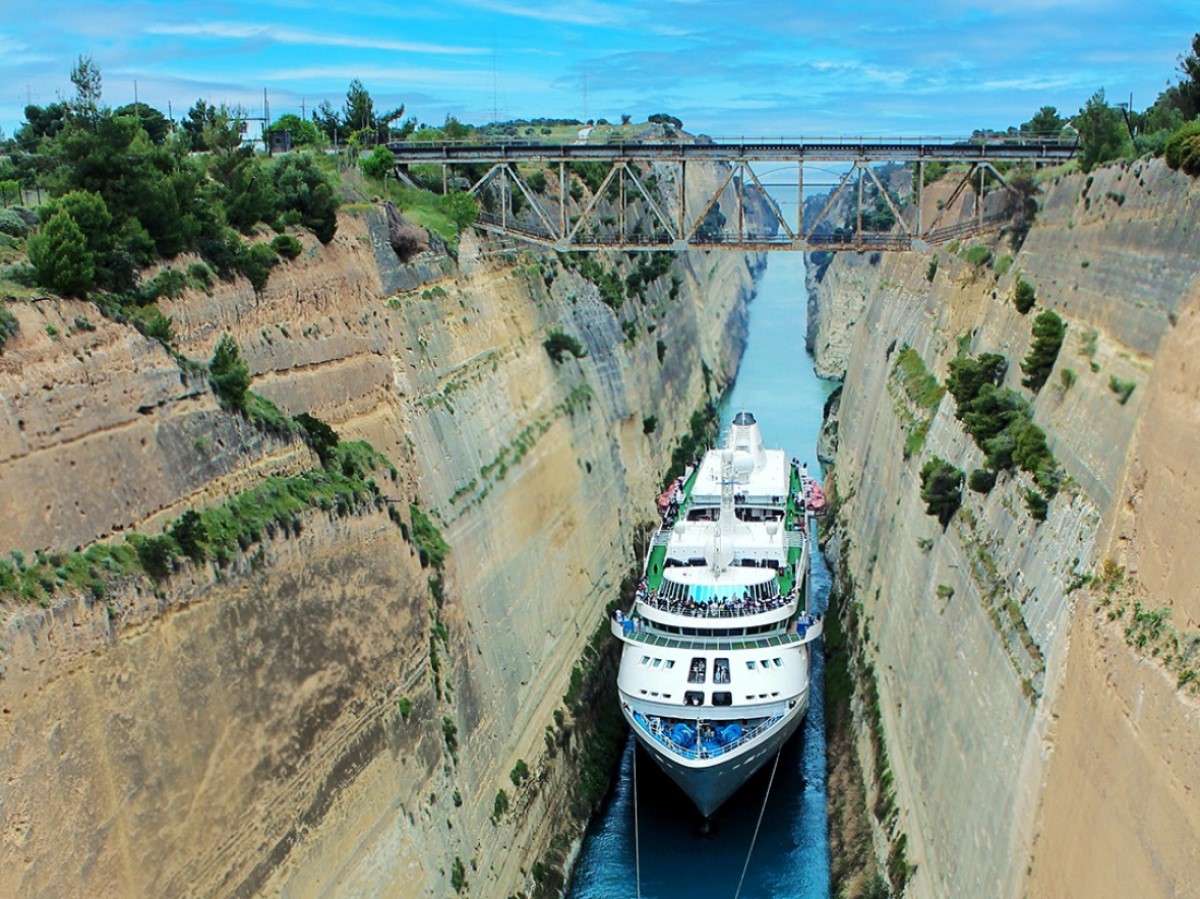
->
[622, 689, 809, 817]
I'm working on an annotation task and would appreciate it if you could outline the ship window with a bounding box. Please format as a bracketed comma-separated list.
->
[684, 691, 704, 706]
[665, 660, 675, 669]
[652, 658, 662, 668]
[714, 658, 731, 684]
[713, 692, 733, 706]
[641, 656, 650, 666]
[772, 691, 780, 697]
[746, 661, 757, 670]
[687, 657, 707, 684]
[745, 695, 755, 700]
[663, 694, 672, 699]
[773, 658, 783, 667]
[761, 660, 770, 668]
[651, 691, 659, 697]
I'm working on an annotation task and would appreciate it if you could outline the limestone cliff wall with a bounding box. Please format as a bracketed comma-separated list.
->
[0, 174, 760, 897]
[812, 157, 1200, 899]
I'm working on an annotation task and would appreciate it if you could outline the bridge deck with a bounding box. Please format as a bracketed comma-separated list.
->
[387, 137, 1076, 164]
[386, 136, 1075, 252]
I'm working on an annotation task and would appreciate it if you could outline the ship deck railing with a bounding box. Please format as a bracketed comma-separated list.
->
[612, 615, 823, 650]
[637, 592, 797, 619]
[633, 711, 785, 761]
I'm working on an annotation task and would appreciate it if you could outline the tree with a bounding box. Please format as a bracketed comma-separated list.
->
[1075, 89, 1132, 172]
[1021, 106, 1065, 135]
[273, 153, 339, 243]
[360, 145, 395, 179]
[946, 352, 1007, 417]
[267, 113, 321, 147]
[209, 335, 251, 410]
[27, 213, 95, 296]
[70, 54, 103, 124]
[1173, 32, 1200, 121]
[442, 115, 469, 141]
[114, 102, 172, 145]
[182, 99, 217, 151]
[18, 102, 69, 143]
[225, 158, 279, 232]
[440, 191, 477, 230]
[40, 190, 113, 258]
[1021, 310, 1066, 392]
[343, 79, 375, 136]
[311, 100, 341, 143]
[204, 104, 246, 156]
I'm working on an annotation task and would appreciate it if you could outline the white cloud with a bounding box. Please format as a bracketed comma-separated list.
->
[456, 0, 628, 27]
[145, 22, 486, 56]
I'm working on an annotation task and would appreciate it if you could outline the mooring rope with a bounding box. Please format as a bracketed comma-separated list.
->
[732, 747, 783, 899]
[633, 742, 642, 899]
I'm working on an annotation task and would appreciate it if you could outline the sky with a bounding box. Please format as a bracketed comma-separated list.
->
[0, 0, 1195, 140]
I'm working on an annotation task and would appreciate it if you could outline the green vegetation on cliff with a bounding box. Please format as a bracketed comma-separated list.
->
[0, 436, 395, 604]
[919, 457, 964, 527]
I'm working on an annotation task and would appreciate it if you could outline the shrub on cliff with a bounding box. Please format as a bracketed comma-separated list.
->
[295, 412, 340, 465]
[1020, 309, 1066, 392]
[968, 468, 996, 494]
[409, 504, 450, 568]
[270, 233, 303, 261]
[543, 329, 587, 362]
[171, 510, 208, 563]
[0, 207, 32, 238]
[0, 305, 18, 350]
[1012, 278, 1036, 314]
[237, 242, 278, 294]
[1164, 120, 1200, 175]
[209, 335, 251, 410]
[947, 352, 1007, 417]
[919, 457, 964, 527]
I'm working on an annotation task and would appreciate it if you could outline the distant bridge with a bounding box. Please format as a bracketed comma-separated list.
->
[388, 137, 1076, 252]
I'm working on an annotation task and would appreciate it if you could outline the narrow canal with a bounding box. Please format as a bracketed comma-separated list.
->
[568, 251, 837, 899]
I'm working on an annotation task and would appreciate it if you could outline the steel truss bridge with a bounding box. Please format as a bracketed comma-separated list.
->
[388, 137, 1076, 252]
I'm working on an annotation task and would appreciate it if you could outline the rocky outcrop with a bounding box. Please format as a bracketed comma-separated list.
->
[0, 169, 759, 897]
[811, 157, 1200, 899]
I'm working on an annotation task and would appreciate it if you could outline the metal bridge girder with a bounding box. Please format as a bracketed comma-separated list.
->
[389, 136, 1069, 252]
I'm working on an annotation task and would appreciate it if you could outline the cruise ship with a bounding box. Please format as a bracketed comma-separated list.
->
[612, 411, 823, 817]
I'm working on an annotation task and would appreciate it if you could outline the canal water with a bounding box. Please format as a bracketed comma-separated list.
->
[567, 252, 837, 899]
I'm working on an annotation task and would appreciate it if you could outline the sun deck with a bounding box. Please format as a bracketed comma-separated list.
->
[645, 460, 808, 596]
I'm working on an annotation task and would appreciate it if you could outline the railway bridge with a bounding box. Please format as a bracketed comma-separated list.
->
[387, 137, 1077, 253]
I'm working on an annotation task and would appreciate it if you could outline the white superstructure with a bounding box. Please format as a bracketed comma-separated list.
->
[613, 412, 823, 817]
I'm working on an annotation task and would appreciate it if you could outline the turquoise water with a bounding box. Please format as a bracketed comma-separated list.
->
[568, 253, 837, 899]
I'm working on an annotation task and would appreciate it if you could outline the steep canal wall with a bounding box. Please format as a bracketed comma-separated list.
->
[810, 157, 1200, 898]
[0, 165, 763, 896]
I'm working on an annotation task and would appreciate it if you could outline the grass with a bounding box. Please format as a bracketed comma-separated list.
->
[895, 347, 945, 409]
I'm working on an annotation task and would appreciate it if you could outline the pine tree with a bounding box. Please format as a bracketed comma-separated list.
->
[209, 335, 251, 410]
[27, 213, 95, 297]
[1020, 310, 1066, 392]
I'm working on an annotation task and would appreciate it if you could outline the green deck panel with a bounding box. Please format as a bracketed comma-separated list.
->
[644, 458, 809, 596]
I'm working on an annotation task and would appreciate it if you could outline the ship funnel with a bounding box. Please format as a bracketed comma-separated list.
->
[727, 411, 767, 482]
